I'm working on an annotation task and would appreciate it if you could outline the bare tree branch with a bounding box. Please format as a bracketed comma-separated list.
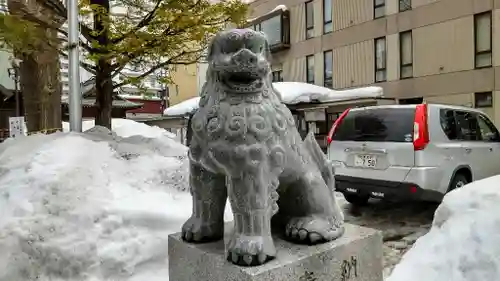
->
[112, 49, 204, 89]
[58, 49, 97, 74]
[7, 2, 94, 52]
[39, 0, 96, 42]
[109, 16, 227, 71]
[110, 0, 164, 44]
[111, 63, 128, 78]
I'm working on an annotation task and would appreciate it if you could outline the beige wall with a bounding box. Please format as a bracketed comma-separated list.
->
[249, 0, 500, 124]
[332, 0, 373, 31]
[413, 17, 474, 77]
[167, 64, 199, 106]
[332, 40, 374, 88]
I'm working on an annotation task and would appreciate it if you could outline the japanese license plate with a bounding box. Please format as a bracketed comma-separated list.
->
[354, 154, 377, 168]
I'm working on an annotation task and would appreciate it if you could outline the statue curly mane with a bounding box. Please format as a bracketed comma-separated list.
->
[182, 28, 344, 268]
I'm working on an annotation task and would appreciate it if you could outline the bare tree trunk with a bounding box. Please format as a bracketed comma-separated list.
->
[95, 58, 113, 129]
[19, 47, 61, 132]
[8, 0, 63, 134]
[92, 0, 113, 129]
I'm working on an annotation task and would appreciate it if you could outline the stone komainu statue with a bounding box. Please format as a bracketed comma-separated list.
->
[182, 28, 344, 266]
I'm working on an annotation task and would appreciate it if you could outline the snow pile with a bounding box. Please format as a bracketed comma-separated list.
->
[387, 176, 500, 281]
[0, 125, 231, 281]
[63, 118, 176, 139]
[273, 82, 383, 104]
[163, 82, 384, 116]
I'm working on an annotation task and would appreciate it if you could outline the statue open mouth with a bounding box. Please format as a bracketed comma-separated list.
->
[221, 72, 264, 92]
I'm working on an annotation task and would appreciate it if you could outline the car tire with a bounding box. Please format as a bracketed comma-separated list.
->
[448, 173, 469, 192]
[344, 194, 370, 206]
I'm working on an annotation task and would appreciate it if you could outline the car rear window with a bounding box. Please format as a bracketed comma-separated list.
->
[331, 107, 415, 142]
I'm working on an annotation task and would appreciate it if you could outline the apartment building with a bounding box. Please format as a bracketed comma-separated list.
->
[167, 62, 208, 106]
[248, 0, 500, 124]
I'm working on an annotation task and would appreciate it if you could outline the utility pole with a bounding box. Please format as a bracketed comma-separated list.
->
[67, 0, 82, 132]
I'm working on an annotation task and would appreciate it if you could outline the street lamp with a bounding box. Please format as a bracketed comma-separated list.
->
[7, 58, 22, 116]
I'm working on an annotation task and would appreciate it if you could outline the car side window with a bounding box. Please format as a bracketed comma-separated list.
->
[477, 114, 500, 142]
[454, 111, 481, 141]
[439, 109, 458, 140]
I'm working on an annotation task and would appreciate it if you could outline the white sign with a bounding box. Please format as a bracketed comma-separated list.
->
[304, 110, 326, 121]
[9, 116, 26, 138]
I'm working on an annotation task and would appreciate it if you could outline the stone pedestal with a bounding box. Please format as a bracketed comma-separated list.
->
[168, 223, 383, 281]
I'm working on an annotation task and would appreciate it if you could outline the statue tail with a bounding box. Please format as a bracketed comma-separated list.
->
[303, 131, 345, 223]
[303, 131, 335, 189]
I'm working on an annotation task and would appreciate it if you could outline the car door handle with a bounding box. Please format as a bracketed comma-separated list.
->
[489, 147, 493, 152]
[465, 148, 472, 153]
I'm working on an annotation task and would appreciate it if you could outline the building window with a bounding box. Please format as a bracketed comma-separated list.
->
[306, 55, 315, 84]
[375, 37, 387, 82]
[399, 97, 422, 104]
[399, 0, 411, 12]
[400, 31, 413, 79]
[474, 12, 492, 68]
[248, 9, 290, 53]
[272, 70, 283, 82]
[323, 0, 333, 34]
[374, 0, 385, 19]
[305, 1, 314, 39]
[474, 92, 493, 108]
[261, 16, 282, 46]
[323, 50, 333, 88]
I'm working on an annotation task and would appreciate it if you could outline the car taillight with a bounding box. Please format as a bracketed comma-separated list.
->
[327, 108, 351, 144]
[413, 104, 429, 151]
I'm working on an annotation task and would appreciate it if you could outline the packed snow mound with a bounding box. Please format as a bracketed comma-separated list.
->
[387, 175, 500, 281]
[0, 128, 232, 281]
[62, 118, 176, 139]
[163, 83, 384, 116]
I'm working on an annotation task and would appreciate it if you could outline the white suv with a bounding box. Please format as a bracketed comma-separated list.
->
[327, 103, 500, 205]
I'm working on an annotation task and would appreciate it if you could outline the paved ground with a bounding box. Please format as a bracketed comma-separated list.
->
[336, 193, 437, 278]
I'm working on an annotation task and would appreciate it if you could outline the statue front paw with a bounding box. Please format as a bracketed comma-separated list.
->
[285, 216, 344, 245]
[226, 234, 276, 266]
[181, 217, 224, 243]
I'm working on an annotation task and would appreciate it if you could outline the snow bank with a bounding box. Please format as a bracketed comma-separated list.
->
[62, 118, 176, 139]
[0, 125, 231, 281]
[273, 82, 383, 104]
[387, 176, 500, 281]
[163, 82, 384, 116]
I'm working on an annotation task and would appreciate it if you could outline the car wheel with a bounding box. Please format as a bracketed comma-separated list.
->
[449, 173, 469, 192]
[344, 193, 370, 206]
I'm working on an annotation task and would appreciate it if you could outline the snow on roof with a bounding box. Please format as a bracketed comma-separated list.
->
[247, 5, 288, 22]
[387, 175, 500, 281]
[163, 82, 383, 116]
[163, 96, 201, 116]
[119, 94, 162, 101]
[273, 82, 383, 104]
